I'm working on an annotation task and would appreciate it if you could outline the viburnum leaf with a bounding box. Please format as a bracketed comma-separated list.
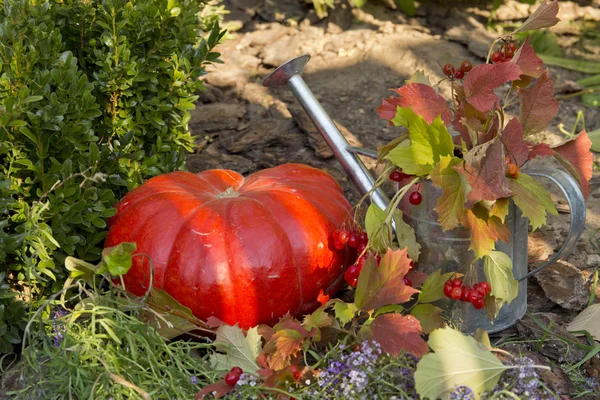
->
[465, 211, 510, 259]
[483, 251, 518, 305]
[302, 306, 332, 341]
[100, 242, 136, 276]
[380, 84, 453, 125]
[552, 131, 594, 199]
[332, 300, 358, 325]
[268, 329, 306, 370]
[508, 172, 558, 231]
[406, 70, 432, 86]
[510, 0, 560, 35]
[210, 324, 262, 373]
[473, 328, 493, 351]
[196, 380, 234, 399]
[528, 143, 554, 160]
[510, 37, 543, 78]
[415, 327, 508, 400]
[418, 269, 456, 304]
[463, 62, 522, 112]
[387, 107, 454, 176]
[377, 97, 404, 122]
[370, 314, 429, 357]
[377, 134, 409, 163]
[484, 294, 504, 321]
[407, 270, 429, 288]
[456, 137, 513, 206]
[519, 70, 559, 136]
[410, 304, 445, 334]
[430, 156, 469, 230]
[501, 118, 529, 167]
[392, 209, 421, 260]
[567, 304, 600, 341]
[365, 202, 392, 253]
[489, 198, 509, 223]
[354, 248, 419, 312]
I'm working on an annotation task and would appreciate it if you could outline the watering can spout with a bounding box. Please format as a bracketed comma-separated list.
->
[263, 55, 391, 213]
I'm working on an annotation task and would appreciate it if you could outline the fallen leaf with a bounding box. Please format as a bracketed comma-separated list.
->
[354, 248, 419, 311]
[415, 327, 507, 400]
[567, 304, 600, 341]
[519, 70, 559, 136]
[510, 0, 560, 35]
[552, 131, 594, 198]
[370, 313, 428, 357]
[464, 63, 522, 112]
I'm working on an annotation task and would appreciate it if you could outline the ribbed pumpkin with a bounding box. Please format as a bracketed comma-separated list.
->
[105, 164, 352, 328]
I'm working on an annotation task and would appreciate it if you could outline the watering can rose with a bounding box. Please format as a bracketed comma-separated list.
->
[105, 164, 352, 328]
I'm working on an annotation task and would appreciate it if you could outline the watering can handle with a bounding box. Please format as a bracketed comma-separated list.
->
[518, 168, 586, 281]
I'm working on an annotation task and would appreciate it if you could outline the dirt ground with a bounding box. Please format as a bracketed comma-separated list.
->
[187, 0, 600, 395]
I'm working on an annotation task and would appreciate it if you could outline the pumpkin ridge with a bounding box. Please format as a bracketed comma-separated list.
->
[194, 170, 243, 194]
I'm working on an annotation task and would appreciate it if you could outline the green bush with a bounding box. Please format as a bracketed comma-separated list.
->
[0, 0, 225, 354]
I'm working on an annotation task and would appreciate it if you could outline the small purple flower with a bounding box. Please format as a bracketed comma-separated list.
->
[51, 309, 68, 347]
[450, 385, 475, 400]
[190, 375, 197, 385]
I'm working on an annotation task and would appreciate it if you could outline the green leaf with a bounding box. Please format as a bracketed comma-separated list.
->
[418, 269, 456, 303]
[355, 248, 419, 311]
[365, 203, 390, 253]
[99, 242, 137, 276]
[410, 304, 445, 334]
[396, 0, 416, 17]
[65, 256, 100, 283]
[386, 108, 454, 176]
[589, 128, 600, 153]
[392, 210, 421, 261]
[302, 306, 332, 337]
[539, 54, 600, 74]
[210, 324, 262, 373]
[508, 173, 558, 231]
[415, 327, 508, 400]
[430, 156, 468, 230]
[332, 300, 357, 325]
[483, 251, 518, 305]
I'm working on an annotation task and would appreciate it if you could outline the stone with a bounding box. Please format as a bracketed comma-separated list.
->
[516, 314, 588, 364]
[189, 103, 246, 133]
[588, 254, 600, 268]
[204, 66, 248, 89]
[260, 34, 301, 67]
[533, 260, 590, 310]
[219, 119, 297, 153]
[325, 0, 354, 34]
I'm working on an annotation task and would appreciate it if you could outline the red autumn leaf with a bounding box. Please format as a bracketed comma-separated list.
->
[258, 324, 275, 342]
[552, 131, 594, 198]
[527, 143, 554, 160]
[510, 0, 560, 35]
[406, 270, 429, 288]
[383, 83, 453, 125]
[510, 37, 543, 78]
[519, 70, 559, 136]
[370, 314, 429, 358]
[501, 118, 529, 167]
[196, 380, 234, 399]
[455, 137, 513, 207]
[464, 63, 522, 112]
[377, 96, 404, 124]
[268, 329, 306, 370]
[354, 248, 420, 311]
[205, 316, 225, 328]
[317, 290, 330, 307]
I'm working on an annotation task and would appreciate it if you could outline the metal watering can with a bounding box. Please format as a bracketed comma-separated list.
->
[263, 54, 587, 333]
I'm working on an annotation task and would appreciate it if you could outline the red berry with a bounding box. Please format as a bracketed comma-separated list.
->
[504, 46, 514, 59]
[443, 282, 453, 297]
[374, 253, 382, 265]
[450, 287, 462, 300]
[409, 191, 422, 206]
[460, 60, 472, 72]
[451, 278, 463, 288]
[468, 289, 482, 303]
[225, 371, 240, 386]
[443, 63, 455, 77]
[356, 255, 367, 267]
[508, 42, 517, 52]
[389, 170, 405, 182]
[357, 243, 367, 254]
[289, 365, 302, 380]
[230, 367, 243, 376]
[358, 232, 368, 245]
[337, 230, 350, 244]
[491, 51, 503, 63]
[454, 69, 465, 79]
[408, 260, 415, 271]
[347, 233, 359, 248]
[472, 297, 486, 309]
[334, 239, 345, 250]
[479, 281, 491, 295]
[344, 264, 361, 287]
[403, 277, 413, 287]
[460, 286, 471, 302]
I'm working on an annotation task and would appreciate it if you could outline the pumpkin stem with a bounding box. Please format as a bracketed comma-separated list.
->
[216, 187, 240, 199]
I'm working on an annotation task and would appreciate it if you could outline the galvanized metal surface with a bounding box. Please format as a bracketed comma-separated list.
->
[264, 55, 588, 334]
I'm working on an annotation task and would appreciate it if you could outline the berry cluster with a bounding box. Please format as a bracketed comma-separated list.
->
[389, 169, 423, 206]
[344, 251, 378, 287]
[442, 60, 472, 81]
[333, 228, 369, 252]
[443, 278, 491, 310]
[491, 42, 517, 64]
[224, 366, 243, 386]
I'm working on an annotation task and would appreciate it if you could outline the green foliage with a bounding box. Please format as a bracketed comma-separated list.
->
[0, 0, 224, 354]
